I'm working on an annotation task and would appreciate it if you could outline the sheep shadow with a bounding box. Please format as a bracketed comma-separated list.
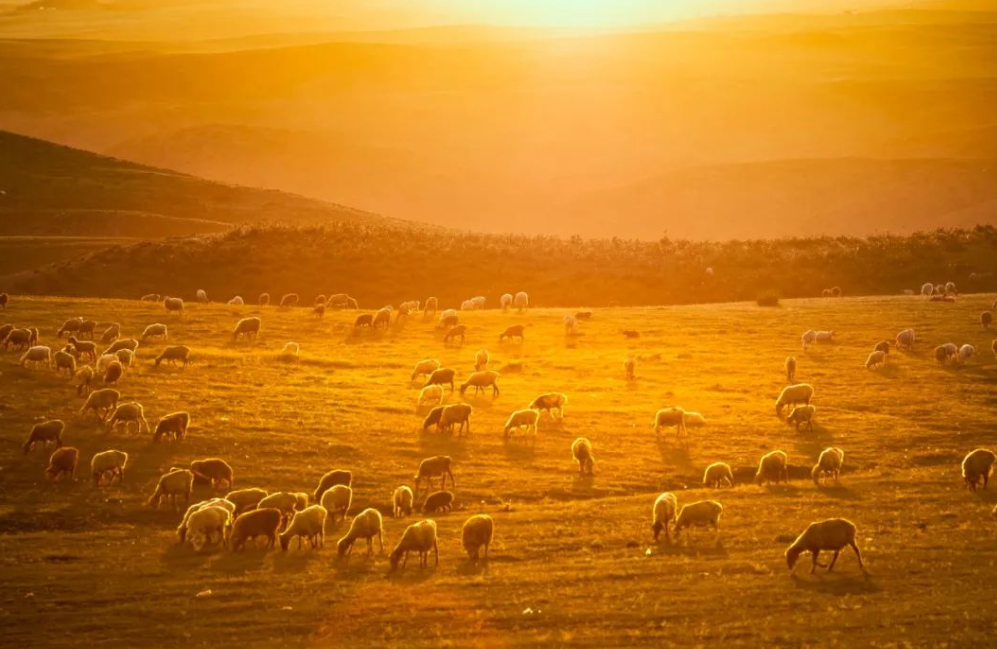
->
[272, 549, 325, 574]
[210, 547, 272, 574]
[385, 566, 438, 582]
[502, 437, 537, 462]
[790, 572, 877, 595]
[160, 543, 219, 570]
[654, 537, 728, 557]
[331, 554, 386, 580]
[656, 438, 692, 469]
[873, 363, 902, 379]
[814, 484, 861, 500]
[455, 559, 490, 577]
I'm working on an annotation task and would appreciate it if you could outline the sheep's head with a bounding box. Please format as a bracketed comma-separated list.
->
[811, 465, 821, 485]
[336, 537, 353, 557]
[785, 546, 803, 571]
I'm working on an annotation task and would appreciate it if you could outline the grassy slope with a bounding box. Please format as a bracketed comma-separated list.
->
[1, 294, 996, 647]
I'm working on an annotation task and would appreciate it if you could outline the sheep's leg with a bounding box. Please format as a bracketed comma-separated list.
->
[809, 551, 822, 573]
[827, 550, 841, 572]
[850, 542, 865, 571]
[402, 551, 410, 568]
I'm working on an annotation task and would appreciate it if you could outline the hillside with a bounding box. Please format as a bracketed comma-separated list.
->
[3, 224, 997, 306]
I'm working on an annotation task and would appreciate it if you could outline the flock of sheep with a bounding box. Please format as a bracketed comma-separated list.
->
[4, 285, 997, 577]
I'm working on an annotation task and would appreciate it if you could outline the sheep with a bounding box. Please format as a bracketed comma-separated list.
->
[439, 403, 472, 435]
[233, 317, 261, 340]
[421, 406, 446, 432]
[414, 456, 454, 493]
[103, 360, 123, 385]
[418, 384, 444, 409]
[280, 342, 300, 357]
[147, 469, 194, 509]
[530, 392, 567, 420]
[393, 485, 414, 518]
[470, 296, 486, 309]
[163, 297, 184, 317]
[499, 324, 526, 342]
[503, 408, 539, 438]
[313, 469, 353, 502]
[0, 292, 6, 309]
[354, 314, 373, 330]
[226, 488, 268, 515]
[444, 324, 467, 346]
[935, 345, 954, 365]
[474, 349, 490, 372]
[388, 519, 438, 572]
[259, 293, 271, 307]
[653, 407, 687, 437]
[190, 458, 234, 490]
[776, 384, 814, 417]
[683, 411, 708, 428]
[500, 293, 513, 311]
[140, 323, 168, 342]
[459, 370, 499, 399]
[981, 311, 993, 330]
[945, 281, 957, 295]
[514, 291, 529, 311]
[895, 328, 915, 351]
[103, 338, 139, 356]
[231, 508, 282, 551]
[864, 350, 887, 369]
[801, 330, 817, 350]
[140, 293, 160, 302]
[411, 358, 441, 382]
[786, 405, 816, 432]
[257, 492, 310, 527]
[115, 348, 134, 367]
[992, 339, 997, 361]
[229, 296, 245, 306]
[90, 449, 128, 486]
[106, 402, 149, 434]
[812, 447, 844, 486]
[53, 349, 76, 376]
[576, 310, 593, 321]
[319, 485, 353, 526]
[424, 296, 438, 315]
[46, 447, 79, 482]
[702, 462, 734, 489]
[194, 288, 208, 303]
[462, 514, 494, 561]
[874, 340, 891, 355]
[624, 355, 636, 381]
[651, 492, 678, 542]
[674, 500, 723, 540]
[920, 282, 933, 296]
[154, 345, 190, 368]
[20, 345, 51, 369]
[280, 505, 328, 550]
[755, 450, 789, 485]
[57, 317, 84, 338]
[336, 508, 384, 557]
[23, 420, 65, 454]
[460, 299, 474, 311]
[177, 498, 236, 543]
[962, 448, 996, 491]
[571, 437, 595, 475]
[814, 330, 835, 344]
[0, 323, 12, 343]
[327, 294, 349, 308]
[785, 518, 864, 574]
[958, 344, 975, 363]
[78, 388, 120, 421]
[563, 315, 577, 335]
[2, 327, 33, 352]
[68, 335, 97, 361]
[312, 303, 325, 318]
[422, 490, 454, 514]
[425, 367, 457, 392]
[279, 293, 299, 308]
[186, 506, 232, 550]
[73, 366, 93, 397]
[372, 308, 391, 330]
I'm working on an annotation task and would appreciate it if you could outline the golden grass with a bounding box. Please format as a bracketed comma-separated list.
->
[2, 294, 997, 647]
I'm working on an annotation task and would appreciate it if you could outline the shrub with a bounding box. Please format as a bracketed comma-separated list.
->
[756, 291, 780, 307]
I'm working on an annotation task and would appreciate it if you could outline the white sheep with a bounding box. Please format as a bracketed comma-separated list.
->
[514, 291, 529, 311]
[20, 345, 52, 369]
[418, 384, 444, 408]
[106, 402, 150, 434]
[470, 296, 486, 309]
[280, 342, 300, 357]
[785, 518, 864, 574]
[503, 409, 539, 438]
[801, 330, 817, 350]
[962, 448, 996, 491]
[228, 296, 244, 305]
[786, 405, 816, 432]
[653, 407, 687, 437]
[185, 506, 232, 550]
[755, 450, 789, 485]
[571, 437, 595, 475]
[90, 449, 128, 486]
[319, 485, 353, 526]
[163, 297, 184, 317]
[814, 331, 835, 343]
[389, 519, 439, 572]
[140, 323, 168, 342]
[865, 350, 887, 369]
[895, 329, 915, 351]
[958, 344, 975, 363]
[177, 498, 236, 543]
[74, 366, 94, 396]
[651, 492, 678, 542]
[920, 282, 933, 296]
[563, 314, 577, 334]
[196, 289, 208, 303]
[393, 485, 414, 518]
[411, 359, 441, 382]
[461, 514, 494, 561]
[336, 508, 384, 557]
[776, 384, 814, 417]
[233, 317, 261, 340]
[500, 293, 513, 311]
[702, 462, 734, 489]
[53, 349, 76, 376]
[674, 500, 723, 540]
[280, 505, 328, 550]
[78, 387, 120, 421]
[474, 349, 490, 372]
[812, 447, 844, 486]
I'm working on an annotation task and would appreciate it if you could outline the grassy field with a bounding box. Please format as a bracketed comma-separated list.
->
[1, 294, 996, 648]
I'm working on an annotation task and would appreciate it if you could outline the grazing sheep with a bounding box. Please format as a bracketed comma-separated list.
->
[504, 409, 539, 438]
[785, 518, 864, 574]
[653, 407, 687, 437]
[115, 348, 134, 368]
[462, 514, 494, 561]
[313, 469, 353, 502]
[438, 403, 472, 435]
[319, 485, 353, 526]
[140, 323, 168, 342]
[141, 293, 161, 302]
[229, 296, 245, 306]
[530, 392, 567, 420]
[563, 315, 577, 335]
[190, 458, 234, 490]
[226, 488, 268, 515]
[935, 345, 954, 365]
[421, 405, 446, 433]
[417, 384, 444, 409]
[865, 350, 887, 369]
[776, 384, 814, 417]
[958, 344, 976, 363]
[874, 340, 891, 355]
[0, 323, 12, 344]
[91, 449, 128, 486]
[177, 498, 236, 544]
[68, 336, 97, 361]
[2, 327, 34, 352]
[500, 294, 513, 311]
[703, 462, 735, 489]
[755, 450, 789, 485]
[895, 328, 915, 351]
[337, 508, 384, 557]
[147, 469, 194, 509]
[624, 355, 636, 381]
[312, 303, 325, 318]
[77, 318, 96, 339]
[257, 492, 310, 527]
[233, 317, 261, 340]
[103, 360, 123, 385]
[499, 324, 526, 342]
[470, 296, 486, 309]
[53, 349, 76, 376]
[389, 519, 439, 572]
[20, 345, 52, 369]
[424, 297, 438, 316]
[801, 330, 817, 350]
[571, 437, 595, 475]
[437, 309, 458, 329]
[155, 345, 190, 368]
[920, 282, 933, 296]
[422, 490, 454, 514]
[73, 366, 93, 397]
[411, 359, 441, 382]
[652, 492, 678, 542]
[46, 447, 79, 482]
[812, 447, 844, 486]
[259, 293, 271, 307]
[981, 311, 993, 330]
[786, 405, 817, 432]
[622, 329, 640, 339]
[962, 448, 996, 491]
[193, 289, 208, 303]
[354, 314, 373, 330]
[514, 292, 529, 311]
[460, 370, 499, 398]
[393, 485, 414, 518]
[372, 308, 392, 330]
[79, 388, 120, 421]
[280, 342, 300, 357]
[474, 349, 490, 372]
[163, 297, 184, 317]
[185, 506, 232, 549]
[280, 505, 328, 551]
[231, 508, 282, 551]
[103, 338, 139, 356]
[674, 500, 723, 540]
[425, 368, 457, 392]
[57, 318, 84, 338]
[279, 293, 299, 308]
[460, 299, 474, 311]
[23, 420, 65, 454]
[818, 330, 837, 342]
[414, 456, 454, 493]
[444, 324, 467, 346]
[945, 281, 957, 295]
[106, 402, 149, 434]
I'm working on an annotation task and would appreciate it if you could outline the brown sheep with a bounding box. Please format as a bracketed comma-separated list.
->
[154, 412, 191, 442]
[155, 345, 190, 368]
[147, 469, 194, 509]
[104, 360, 123, 385]
[68, 336, 97, 362]
[354, 314, 373, 330]
[421, 490, 454, 514]
[313, 469, 353, 502]
[279, 293, 299, 308]
[459, 371, 499, 398]
[79, 388, 120, 421]
[425, 368, 457, 392]
[444, 324, 467, 346]
[231, 508, 282, 551]
[414, 456, 454, 494]
[23, 420, 65, 454]
[190, 458, 234, 490]
[46, 447, 79, 482]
